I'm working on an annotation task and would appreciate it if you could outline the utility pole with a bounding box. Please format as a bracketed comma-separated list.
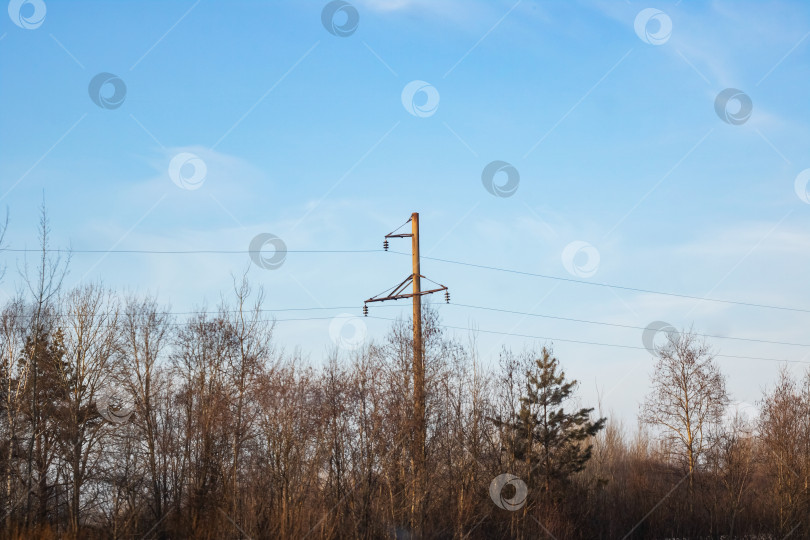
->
[410, 213, 425, 535]
[364, 212, 450, 536]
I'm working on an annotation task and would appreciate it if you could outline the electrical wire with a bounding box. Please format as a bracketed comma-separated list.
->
[363, 316, 810, 365]
[2, 308, 805, 363]
[447, 303, 810, 348]
[3, 299, 810, 350]
[5, 242, 810, 357]
[388, 251, 810, 315]
[4, 249, 378, 254]
[5, 246, 808, 315]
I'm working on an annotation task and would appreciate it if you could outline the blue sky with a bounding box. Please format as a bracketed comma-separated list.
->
[1, 0, 809, 421]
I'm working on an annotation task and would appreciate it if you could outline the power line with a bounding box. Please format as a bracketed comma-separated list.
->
[4, 248, 378, 254]
[4, 298, 810, 349]
[448, 303, 810, 348]
[0, 304, 391, 319]
[391, 252, 810, 315]
[5, 246, 810, 315]
[13, 315, 344, 329]
[2, 308, 804, 364]
[364, 317, 809, 365]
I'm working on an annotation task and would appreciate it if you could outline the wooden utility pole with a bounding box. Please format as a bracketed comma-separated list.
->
[410, 213, 426, 535]
[364, 212, 449, 536]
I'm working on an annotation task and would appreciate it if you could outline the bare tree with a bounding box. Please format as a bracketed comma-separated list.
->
[1, 297, 27, 534]
[641, 329, 728, 503]
[222, 273, 274, 530]
[759, 366, 810, 536]
[171, 311, 233, 535]
[118, 294, 171, 538]
[706, 411, 757, 536]
[18, 205, 70, 529]
[55, 283, 119, 538]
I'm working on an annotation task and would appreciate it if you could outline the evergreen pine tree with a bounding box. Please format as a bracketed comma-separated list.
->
[495, 347, 606, 502]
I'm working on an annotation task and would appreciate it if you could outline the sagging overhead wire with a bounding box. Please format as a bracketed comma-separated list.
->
[5, 246, 810, 315]
[388, 251, 810, 315]
[363, 316, 810, 365]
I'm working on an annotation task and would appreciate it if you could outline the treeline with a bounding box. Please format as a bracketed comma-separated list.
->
[1, 218, 810, 539]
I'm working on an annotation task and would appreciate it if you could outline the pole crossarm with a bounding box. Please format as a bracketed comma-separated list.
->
[364, 274, 446, 304]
